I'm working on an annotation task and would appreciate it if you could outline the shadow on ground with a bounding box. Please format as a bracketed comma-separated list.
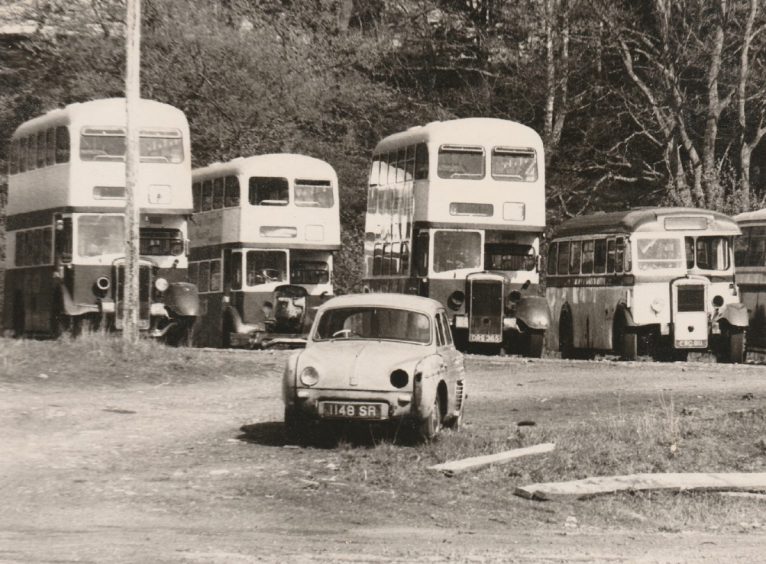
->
[238, 420, 421, 449]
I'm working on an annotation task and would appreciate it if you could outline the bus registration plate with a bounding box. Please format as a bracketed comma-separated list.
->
[675, 339, 707, 349]
[470, 333, 502, 343]
[320, 402, 384, 420]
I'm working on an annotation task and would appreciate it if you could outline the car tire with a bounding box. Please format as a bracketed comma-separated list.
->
[419, 394, 443, 442]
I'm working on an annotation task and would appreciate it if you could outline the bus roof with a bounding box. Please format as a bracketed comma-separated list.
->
[193, 153, 337, 181]
[551, 207, 739, 239]
[12, 98, 188, 139]
[373, 117, 543, 155]
[733, 208, 766, 225]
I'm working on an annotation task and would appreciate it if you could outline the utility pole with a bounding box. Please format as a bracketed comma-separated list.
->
[123, 0, 141, 343]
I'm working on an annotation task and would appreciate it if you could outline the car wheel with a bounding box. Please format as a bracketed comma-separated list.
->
[419, 394, 443, 441]
[284, 406, 308, 445]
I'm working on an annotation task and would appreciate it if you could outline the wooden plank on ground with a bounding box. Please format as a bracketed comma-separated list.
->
[428, 442, 555, 476]
[515, 472, 766, 501]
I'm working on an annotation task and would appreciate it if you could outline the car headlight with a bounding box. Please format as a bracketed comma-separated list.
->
[299, 366, 319, 387]
[650, 297, 665, 314]
[154, 277, 169, 292]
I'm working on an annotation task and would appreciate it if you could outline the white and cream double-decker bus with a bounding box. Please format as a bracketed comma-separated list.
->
[4, 98, 199, 341]
[733, 208, 766, 353]
[546, 207, 747, 362]
[363, 118, 550, 356]
[188, 154, 340, 348]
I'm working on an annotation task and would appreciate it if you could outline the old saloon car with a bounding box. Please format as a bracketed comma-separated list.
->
[282, 293, 467, 442]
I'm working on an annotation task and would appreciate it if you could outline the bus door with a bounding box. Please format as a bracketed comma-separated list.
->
[671, 277, 709, 349]
[223, 249, 244, 315]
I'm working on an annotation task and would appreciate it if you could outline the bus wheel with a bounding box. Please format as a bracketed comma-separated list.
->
[12, 292, 25, 338]
[620, 331, 638, 361]
[221, 316, 234, 348]
[721, 330, 746, 364]
[525, 331, 545, 358]
[559, 313, 575, 359]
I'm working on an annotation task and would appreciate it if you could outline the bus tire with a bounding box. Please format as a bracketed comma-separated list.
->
[559, 311, 575, 359]
[525, 331, 545, 358]
[723, 330, 746, 364]
[620, 331, 638, 361]
[221, 315, 234, 348]
[12, 292, 25, 338]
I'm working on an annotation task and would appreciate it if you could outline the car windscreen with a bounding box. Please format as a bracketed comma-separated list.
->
[314, 307, 431, 344]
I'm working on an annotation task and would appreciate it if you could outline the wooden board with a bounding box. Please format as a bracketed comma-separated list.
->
[515, 472, 766, 501]
[428, 442, 555, 476]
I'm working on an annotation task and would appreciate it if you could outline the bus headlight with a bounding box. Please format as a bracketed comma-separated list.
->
[447, 291, 465, 311]
[154, 277, 169, 293]
[299, 366, 319, 387]
[650, 297, 665, 314]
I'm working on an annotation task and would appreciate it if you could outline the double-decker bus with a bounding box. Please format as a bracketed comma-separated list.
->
[363, 118, 550, 356]
[188, 154, 340, 348]
[733, 208, 766, 353]
[3, 98, 199, 342]
[546, 207, 747, 362]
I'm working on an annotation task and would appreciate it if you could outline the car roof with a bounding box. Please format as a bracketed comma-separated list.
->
[317, 293, 444, 315]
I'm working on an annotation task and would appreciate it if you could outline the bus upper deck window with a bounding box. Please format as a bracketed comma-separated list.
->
[55, 126, 69, 163]
[19, 137, 27, 173]
[9, 139, 19, 175]
[295, 179, 334, 208]
[491, 147, 537, 181]
[225, 176, 240, 207]
[546, 243, 558, 275]
[28, 133, 37, 170]
[414, 143, 429, 180]
[36, 131, 46, 169]
[45, 128, 55, 166]
[405, 146, 415, 181]
[202, 180, 213, 211]
[249, 177, 288, 206]
[437, 145, 484, 180]
[192, 182, 201, 212]
[213, 178, 224, 209]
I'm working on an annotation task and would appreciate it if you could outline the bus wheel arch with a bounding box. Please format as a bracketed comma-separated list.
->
[613, 307, 637, 361]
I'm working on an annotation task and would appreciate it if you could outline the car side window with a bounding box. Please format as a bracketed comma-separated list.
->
[435, 315, 445, 346]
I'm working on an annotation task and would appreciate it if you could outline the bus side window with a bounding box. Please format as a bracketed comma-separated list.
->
[405, 145, 415, 181]
[400, 242, 410, 275]
[41, 227, 52, 264]
[594, 239, 607, 274]
[734, 229, 749, 266]
[28, 134, 37, 171]
[415, 231, 430, 277]
[202, 180, 213, 211]
[225, 176, 240, 207]
[198, 261, 211, 293]
[36, 131, 46, 169]
[414, 143, 429, 180]
[213, 177, 224, 209]
[607, 239, 616, 273]
[546, 242, 558, 275]
[55, 126, 70, 163]
[557, 241, 570, 274]
[369, 155, 381, 190]
[15, 231, 26, 266]
[396, 148, 406, 183]
[373, 244, 383, 276]
[19, 137, 28, 173]
[192, 182, 201, 212]
[210, 260, 222, 292]
[10, 139, 19, 174]
[382, 243, 392, 275]
[581, 240, 595, 274]
[569, 241, 582, 274]
[615, 237, 625, 273]
[46, 128, 55, 166]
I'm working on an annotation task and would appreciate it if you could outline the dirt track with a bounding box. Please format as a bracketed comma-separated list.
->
[2, 351, 766, 563]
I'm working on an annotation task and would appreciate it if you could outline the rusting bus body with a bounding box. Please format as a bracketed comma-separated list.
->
[363, 118, 550, 356]
[546, 208, 747, 362]
[188, 154, 340, 348]
[3, 98, 199, 341]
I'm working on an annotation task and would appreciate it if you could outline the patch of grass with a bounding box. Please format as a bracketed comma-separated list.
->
[0, 334, 281, 387]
